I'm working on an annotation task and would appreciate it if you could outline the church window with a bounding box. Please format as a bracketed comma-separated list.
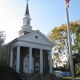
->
[35, 50, 39, 57]
[27, 20, 30, 24]
[35, 66, 38, 69]
[23, 21, 24, 24]
[35, 63, 39, 70]
[27, 55, 29, 58]
[35, 35, 38, 39]
[14, 65, 16, 69]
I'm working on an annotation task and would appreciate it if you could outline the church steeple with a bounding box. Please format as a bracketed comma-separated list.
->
[25, 2, 30, 16]
[18, 1, 32, 36]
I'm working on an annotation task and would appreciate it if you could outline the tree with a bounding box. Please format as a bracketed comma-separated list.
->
[48, 24, 69, 68]
[72, 21, 80, 76]
[73, 53, 80, 76]
[0, 30, 5, 45]
[48, 20, 80, 75]
[0, 30, 6, 65]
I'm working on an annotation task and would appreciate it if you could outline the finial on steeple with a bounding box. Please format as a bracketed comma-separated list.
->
[25, 0, 30, 16]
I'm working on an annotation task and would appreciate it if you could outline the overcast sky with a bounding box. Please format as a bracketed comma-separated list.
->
[0, 0, 80, 43]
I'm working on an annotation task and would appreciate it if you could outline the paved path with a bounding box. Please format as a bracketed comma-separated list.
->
[74, 78, 80, 79]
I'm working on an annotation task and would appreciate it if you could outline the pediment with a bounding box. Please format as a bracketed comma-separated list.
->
[18, 30, 53, 47]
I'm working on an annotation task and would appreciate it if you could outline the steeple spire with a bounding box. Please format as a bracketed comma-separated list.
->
[25, 0, 30, 16]
[19, 0, 32, 36]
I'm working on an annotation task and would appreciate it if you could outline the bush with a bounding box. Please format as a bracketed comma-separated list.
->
[0, 65, 21, 80]
[0, 73, 17, 80]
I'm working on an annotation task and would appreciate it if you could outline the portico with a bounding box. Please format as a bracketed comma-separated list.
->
[10, 39, 53, 74]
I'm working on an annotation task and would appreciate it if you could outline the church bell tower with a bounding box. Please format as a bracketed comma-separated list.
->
[19, 1, 32, 36]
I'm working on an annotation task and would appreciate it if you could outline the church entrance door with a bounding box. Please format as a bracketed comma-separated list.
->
[23, 54, 29, 73]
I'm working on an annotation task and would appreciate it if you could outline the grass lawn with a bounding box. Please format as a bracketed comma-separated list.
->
[62, 76, 80, 80]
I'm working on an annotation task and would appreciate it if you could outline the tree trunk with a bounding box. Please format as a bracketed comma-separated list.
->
[73, 63, 76, 77]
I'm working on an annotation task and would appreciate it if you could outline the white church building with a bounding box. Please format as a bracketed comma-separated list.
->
[6, 2, 54, 74]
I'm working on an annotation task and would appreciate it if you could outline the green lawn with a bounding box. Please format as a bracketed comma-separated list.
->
[62, 76, 80, 80]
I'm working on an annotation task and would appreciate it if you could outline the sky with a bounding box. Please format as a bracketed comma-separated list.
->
[0, 0, 80, 43]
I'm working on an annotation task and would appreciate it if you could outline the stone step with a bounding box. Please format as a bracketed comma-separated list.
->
[34, 78, 40, 80]
[19, 73, 27, 80]
[20, 73, 63, 80]
[39, 74, 46, 80]
[27, 78, 35, 80]
[22, 78, 26, 80]
[26, 74, 33, 77]
[26, 74, 35, 80]
[45, 74, 52, 80]
[33, 73, 39, 78]
[34, 74, 40, 80]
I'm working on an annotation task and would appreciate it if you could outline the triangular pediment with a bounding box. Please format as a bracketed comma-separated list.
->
[18, 30, 54, 47]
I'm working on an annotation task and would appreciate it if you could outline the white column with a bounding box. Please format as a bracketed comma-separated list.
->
[29, 47, 32, 73]
[10, 48, 13, 67]
[40, 49, 43, 74]
[16, 46, 20, 73]
[49, 51, 52, 73]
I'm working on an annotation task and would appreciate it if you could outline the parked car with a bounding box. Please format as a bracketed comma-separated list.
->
[53, 71, 70, 77]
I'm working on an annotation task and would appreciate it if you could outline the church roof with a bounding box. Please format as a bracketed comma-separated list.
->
[18, 30, 54, 47]
[25, 3, 30, 16]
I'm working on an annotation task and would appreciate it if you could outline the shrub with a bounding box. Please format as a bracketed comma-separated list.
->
[0, 65, 21, 80]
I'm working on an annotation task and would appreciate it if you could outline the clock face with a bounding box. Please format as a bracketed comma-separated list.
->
[27, 20, 30, 24]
